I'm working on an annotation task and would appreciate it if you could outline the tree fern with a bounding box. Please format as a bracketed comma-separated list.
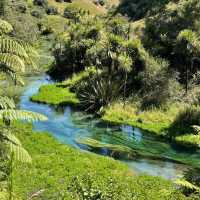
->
[0, 20, 39, 80]
[0, 53, 25, 73]
[0, 37, 28, 59]
[0, 129, 31, 163]
[0, 96, 15, 109]
[175, 179, 200, 191]
[0, 19, 47, 199]
[0, 110, 47, 122]
[0, 19, 13, 35]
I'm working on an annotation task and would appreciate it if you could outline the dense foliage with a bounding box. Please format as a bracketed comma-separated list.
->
[0, 18, 47, 199]
[1, 0, 200, 199]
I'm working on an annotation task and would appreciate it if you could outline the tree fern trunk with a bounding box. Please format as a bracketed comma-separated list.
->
[0, 0, 5, 17]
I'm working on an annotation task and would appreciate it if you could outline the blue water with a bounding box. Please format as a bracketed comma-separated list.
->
[19, 76, 200, 180]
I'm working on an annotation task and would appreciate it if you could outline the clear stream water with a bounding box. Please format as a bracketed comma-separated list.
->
[19, 76, 200, 180]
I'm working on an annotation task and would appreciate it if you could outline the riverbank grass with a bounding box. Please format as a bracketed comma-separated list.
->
[31, 67, 97, 106]
[102, 102, 178, 136]
[102, 102, 200, 147]
[31, 84, 79, 105]
[12, 122, 186, 199]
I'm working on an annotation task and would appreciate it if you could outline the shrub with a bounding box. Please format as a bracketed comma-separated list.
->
[46, 6, 58, 15]
[33, 0, 48, 7]
[31, 10, 43, 18]
[168, 106, 200, 138]
[63, 5, 83, 20]
[75, 76, 122, 112]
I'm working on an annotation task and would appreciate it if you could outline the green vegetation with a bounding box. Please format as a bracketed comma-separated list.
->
[0, 18, 47, 199]
[102, 102, 200, 147]
[1, 0, 200, 199]
[13, 122, 187, 200]
[31, 84, 79, 105]
[39, 0, 200, 151]
[31, 67, 97, 105]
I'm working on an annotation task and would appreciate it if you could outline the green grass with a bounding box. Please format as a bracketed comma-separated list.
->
[175, 134, 200, 147]
[12, 122, 187, 200]
[102, 102, 200, 148]
[31, 67, 97, 106]
[31, 84, 79, 105]
[102, 102, 178, 137]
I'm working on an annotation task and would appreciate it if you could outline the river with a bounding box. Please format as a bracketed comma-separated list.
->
[19, 75, 200, 180]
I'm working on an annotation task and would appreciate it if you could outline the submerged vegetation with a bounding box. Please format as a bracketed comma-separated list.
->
[1, 0, 200, 199]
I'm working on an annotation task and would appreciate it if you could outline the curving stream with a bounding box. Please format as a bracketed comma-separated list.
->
[19, 75, 200, 180]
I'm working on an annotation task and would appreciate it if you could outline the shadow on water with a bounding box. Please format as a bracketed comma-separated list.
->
[19, 75, 200, 180]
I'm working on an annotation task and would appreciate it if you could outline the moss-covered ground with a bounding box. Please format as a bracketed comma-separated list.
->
[12, 122, 187, 200]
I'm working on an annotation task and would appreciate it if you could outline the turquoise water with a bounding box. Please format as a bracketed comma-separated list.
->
[19, 76, 200, 180]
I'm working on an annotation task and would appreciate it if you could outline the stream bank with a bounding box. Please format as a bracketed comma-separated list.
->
[18, 75, 200, 180]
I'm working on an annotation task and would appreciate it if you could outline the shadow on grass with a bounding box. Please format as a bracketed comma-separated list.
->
[168, 107, 200, 139]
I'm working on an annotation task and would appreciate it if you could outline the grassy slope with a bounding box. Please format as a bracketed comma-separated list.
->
[13, 122, 186, 200]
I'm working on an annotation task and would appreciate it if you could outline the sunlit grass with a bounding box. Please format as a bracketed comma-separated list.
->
[31, 68, 96, 105]
[176, 134, 200, 147]
[102, 101, 200, 147]
[102, 102, 181, 136]
[12, 122, 187, 199]
[31, 84, 79, 105]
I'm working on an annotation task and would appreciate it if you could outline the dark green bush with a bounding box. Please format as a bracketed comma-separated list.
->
[46, 6, 58, 15]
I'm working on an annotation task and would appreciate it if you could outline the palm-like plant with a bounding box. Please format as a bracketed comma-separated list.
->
[0, 18, 47, 199]
[0, 19, 47, 162]
[0, 96, 47, 162]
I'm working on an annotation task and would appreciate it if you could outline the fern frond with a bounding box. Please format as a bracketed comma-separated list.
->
[3, 131, 22, 146]
[0, 110, 47, 122]
[191, 125, 200, 135]
[0, 96, 15, 109]
[175, 179, 200, 191]
[0, 66, 24, 85]
[16, 40, 39, 70]
[0, 53, 25, 72]
[17, 40, 39, 58]
[0, 37, 28, 58]
[0, 129, 31, 163]
[9, 142, 32, 163]
[0, 19, 13, 35]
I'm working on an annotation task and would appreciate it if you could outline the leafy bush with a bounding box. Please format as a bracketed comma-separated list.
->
[33, 0, 48, 7]
[75, 76, 122, 112]
[168, 106, 200, 139]
[46, 6, 58, 15]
